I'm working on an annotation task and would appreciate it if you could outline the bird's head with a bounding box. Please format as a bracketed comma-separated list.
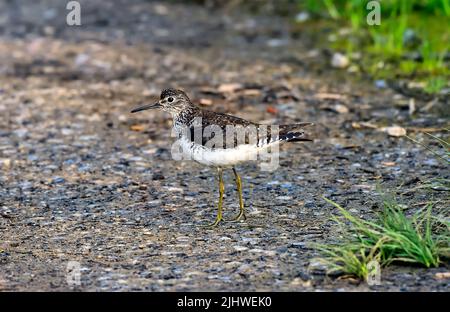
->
[131, 88, 193, 115]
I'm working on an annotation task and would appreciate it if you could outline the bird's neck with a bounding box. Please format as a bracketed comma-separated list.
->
[173, 105, 199, 127]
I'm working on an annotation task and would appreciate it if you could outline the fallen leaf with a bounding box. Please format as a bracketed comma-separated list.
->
[0, 159, 11, 169]
[217, 83, 242, 93]
[266, 106, 278, 114]
[435, 272, 450, 279]
[352, 122, 378, 129]
[242, 89, 261, 96]
[314, 93, 347, 100]
[290, 278, 312, 287]
[199, 98, 213, 106]
[130, 124, 145, 131]
[382, 126, 406, 137]
[332, 104, 349, 114]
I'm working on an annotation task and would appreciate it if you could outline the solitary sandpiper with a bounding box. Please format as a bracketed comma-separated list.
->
[131, 88, 313, 227]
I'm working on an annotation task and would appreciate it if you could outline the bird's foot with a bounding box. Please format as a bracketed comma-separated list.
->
[200, 216, 224, 228]
[224, 211, 246, 222]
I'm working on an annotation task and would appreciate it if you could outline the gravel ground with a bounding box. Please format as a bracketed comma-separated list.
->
[0, 0, 449, 291]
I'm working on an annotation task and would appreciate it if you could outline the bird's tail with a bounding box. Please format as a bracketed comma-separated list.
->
[278, 123, 314, 142]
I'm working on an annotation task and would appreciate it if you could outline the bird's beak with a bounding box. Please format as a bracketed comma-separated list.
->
[130, 102, 161, 113]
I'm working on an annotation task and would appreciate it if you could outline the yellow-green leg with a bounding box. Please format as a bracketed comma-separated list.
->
[225, 167, 246, 222]
[204, 167, 225, 227]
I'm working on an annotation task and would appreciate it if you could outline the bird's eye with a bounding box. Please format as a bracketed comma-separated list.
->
[168, 97, 174, 102]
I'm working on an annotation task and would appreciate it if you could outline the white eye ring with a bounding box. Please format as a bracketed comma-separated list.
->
[168, 97, 174, 102]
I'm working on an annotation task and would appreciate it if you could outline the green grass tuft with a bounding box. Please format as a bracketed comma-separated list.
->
[312, 196, 449, 281]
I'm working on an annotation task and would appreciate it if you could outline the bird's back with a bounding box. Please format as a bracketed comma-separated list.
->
[174, 107, 312, 150]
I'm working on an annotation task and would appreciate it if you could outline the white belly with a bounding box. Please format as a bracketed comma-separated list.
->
[176, 137, 279, 167]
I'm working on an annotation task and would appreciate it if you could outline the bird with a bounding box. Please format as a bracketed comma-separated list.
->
[131, 88, 313, 227]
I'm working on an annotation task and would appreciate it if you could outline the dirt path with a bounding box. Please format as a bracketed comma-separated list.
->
[0, 0, 448, 291]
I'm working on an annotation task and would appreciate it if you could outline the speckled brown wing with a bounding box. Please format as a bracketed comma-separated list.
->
[186, 109, 312, 148]
[200, 110, 256, 128]
[186, 110, 256, 148]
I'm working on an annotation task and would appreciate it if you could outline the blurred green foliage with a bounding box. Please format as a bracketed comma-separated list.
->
[297, 0, 449, 93]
